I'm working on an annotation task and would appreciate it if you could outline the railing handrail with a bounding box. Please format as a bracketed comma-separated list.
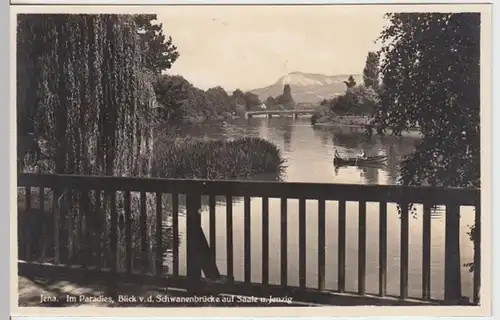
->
[246, 109, 316, 114]
[18, 173, 480, 206]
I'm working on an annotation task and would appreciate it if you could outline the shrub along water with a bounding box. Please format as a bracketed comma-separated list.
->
[152, 136, 286, 180]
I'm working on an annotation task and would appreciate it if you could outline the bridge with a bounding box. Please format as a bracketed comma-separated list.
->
[17, 173, 480, 307]
[245, 109, 318, 119]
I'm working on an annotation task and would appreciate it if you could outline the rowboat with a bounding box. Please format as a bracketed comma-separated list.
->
[333, 150, 387, 167]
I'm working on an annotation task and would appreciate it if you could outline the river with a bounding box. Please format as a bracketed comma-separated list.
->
[164, 117, 475, 301]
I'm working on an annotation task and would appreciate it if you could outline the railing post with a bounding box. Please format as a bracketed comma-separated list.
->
[445, 203, 462, 303]
[186, 192, 202, 294]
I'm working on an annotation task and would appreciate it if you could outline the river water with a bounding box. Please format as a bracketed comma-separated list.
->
[167, 117, 474, 301]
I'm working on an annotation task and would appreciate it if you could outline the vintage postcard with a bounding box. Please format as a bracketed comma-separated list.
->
[11, 1, 492, 317]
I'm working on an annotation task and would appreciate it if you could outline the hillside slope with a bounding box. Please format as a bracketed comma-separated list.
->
[250, 72, 363, 104]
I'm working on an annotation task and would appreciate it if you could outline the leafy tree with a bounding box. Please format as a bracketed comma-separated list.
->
[363, 51, 380, 90]
[373, 12, 480, 189]
[343, 75, 357, 89]
[154, 74, 190, 123]
[206, 86, 234, 115]
[133, 14, 179, 74]
[346, 85, 380, 115]
[265, 96, 276, 109]
[231, 89, 246, 106]
[243, 92, 261, 110]
[371, 13, 481, 294]
[17, 14, 156, 176]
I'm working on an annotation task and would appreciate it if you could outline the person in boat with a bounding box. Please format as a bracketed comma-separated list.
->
[357, 149, 366, 159]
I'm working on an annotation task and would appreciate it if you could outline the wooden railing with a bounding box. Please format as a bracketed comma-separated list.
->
[17, 173, 481, 306]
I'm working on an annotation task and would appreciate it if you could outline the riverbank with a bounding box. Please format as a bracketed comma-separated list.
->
[313, 115, 422, 138]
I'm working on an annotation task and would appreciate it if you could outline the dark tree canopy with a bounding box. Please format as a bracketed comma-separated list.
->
[265, 96, 276, 108]
[343, 75, 357, 89]
[276, 84, 294, 109]
[133, 14, 179, 74]
[17, 14, 157, 176]
[243, 92, 261, 110]
[372, 12, 480, 188]
[363, 51, 380, 90]
[154, 74, 190, 123]
[231, 89, 246, 106]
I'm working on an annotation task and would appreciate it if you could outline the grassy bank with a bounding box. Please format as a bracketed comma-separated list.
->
[152, 136, 286, 180]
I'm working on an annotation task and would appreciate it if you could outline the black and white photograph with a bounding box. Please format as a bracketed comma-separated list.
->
[14, 3, 491, 314]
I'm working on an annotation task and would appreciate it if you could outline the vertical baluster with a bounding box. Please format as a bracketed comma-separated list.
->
[209, 195, 216, 255]
[186, 193, 202, 293]
[338, 200, 346, 293]
[280, 197, 288, 287]
[299, 197, 306, 289]
[18, 189, 25, 260]
[473, 201, 481, 305]
[244, 196, 251, 284]
[422, 204, 432, 300]
[400, 203, 409, 299]
[39, 186, 46, 262]
[79, 190, 90, 269]
[226, 195, 234, 282]
[124, 191, 132, 274]
[172, 193, 179, 277]
[68, 190, 78, 264]
[262, 197, 269, 286]
[140, 191, 148, 273]
[55, 189, 65, 266]
[110, 191, 118, 273]
[318, 198, 326, 291]
[358, 201, 367, 295]
[24, 187, 32, 261]
[61, 190, 70, 264]
[379, 201, 387, 297]
[156, 192, 163, 276]
[444, 203, 462, 302]
[94, 189, 102, 269]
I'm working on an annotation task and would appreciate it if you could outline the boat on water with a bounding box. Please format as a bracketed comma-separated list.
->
[333, 150, 387, 167]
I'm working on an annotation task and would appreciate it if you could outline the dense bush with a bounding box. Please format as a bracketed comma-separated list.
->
[152, 136, 286, 180]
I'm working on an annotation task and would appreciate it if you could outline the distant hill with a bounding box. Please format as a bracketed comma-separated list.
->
[249, 72, 363, 104]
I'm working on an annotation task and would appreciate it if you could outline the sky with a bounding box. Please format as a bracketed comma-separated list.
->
[156, 6, 388, 92]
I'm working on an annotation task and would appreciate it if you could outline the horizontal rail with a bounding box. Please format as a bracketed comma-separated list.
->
[246, 110, 317, 115]
[18, 173, 479, 206]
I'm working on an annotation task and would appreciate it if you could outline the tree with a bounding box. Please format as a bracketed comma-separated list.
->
[154, 74, 190, 123]
[265, 96, 276, 109]
[372, 13, 481, 297]
[133, 14, 179, 74]
[346, 85, 380, 115]
[373, 13, 480, 189]
[363, 51, 380, 90]
[276, 84, 294, 109]
[17, 14, 157, 176]
[206, 86, 233, 115]
[243, 92, 261, 110]
[231, 89, 246, 106]
[343, 75, 357, 88]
